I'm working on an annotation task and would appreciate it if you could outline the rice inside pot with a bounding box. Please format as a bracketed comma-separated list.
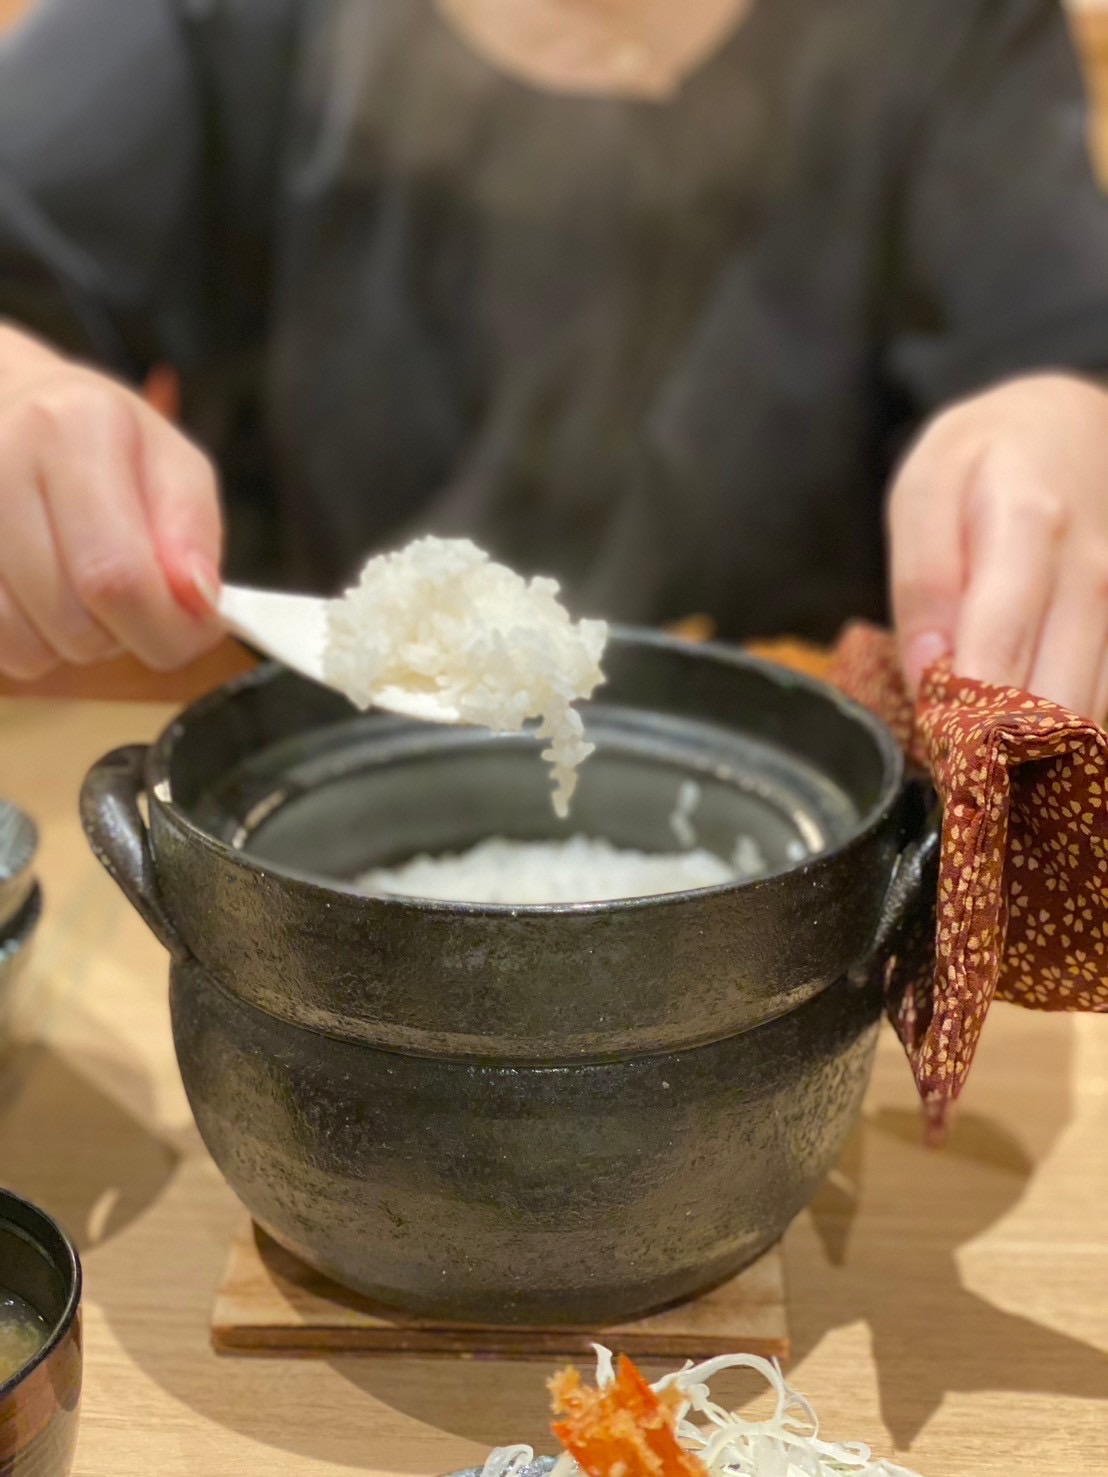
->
[357, 832, 769, 904]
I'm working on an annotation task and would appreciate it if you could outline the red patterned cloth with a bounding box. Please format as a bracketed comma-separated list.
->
[829, 623, 1108, 1135]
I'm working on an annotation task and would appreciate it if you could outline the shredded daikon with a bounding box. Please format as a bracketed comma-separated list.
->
[477, 1345, 922, 1477]
[324, 537, 607, 817]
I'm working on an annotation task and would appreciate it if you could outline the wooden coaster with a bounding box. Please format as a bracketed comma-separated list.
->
[211, 1220, 788, 1361]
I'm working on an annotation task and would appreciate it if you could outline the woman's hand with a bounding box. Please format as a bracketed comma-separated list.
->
[0, 324, 223, 680]
[889, 373, 1108, 720]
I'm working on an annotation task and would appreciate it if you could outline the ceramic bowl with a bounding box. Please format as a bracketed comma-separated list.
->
[447, 1464, 555, 1477]
[0, 802, 37, 938]
[0, 885, 42, 1052]
[0, 1189, 82, 1477]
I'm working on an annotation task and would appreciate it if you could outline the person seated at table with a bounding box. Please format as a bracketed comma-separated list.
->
[0, 0, 1107, 716]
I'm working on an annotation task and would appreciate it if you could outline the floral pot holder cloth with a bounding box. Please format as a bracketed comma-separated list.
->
[827, 623, 1108, 1138]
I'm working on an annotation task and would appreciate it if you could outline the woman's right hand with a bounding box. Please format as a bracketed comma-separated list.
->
[0, 323, 223, 680]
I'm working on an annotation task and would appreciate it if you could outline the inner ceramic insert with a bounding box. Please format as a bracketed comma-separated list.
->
[355, 780, 808, 903]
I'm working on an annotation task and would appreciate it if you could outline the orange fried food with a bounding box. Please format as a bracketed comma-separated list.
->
[549, 1357, 708, 1477]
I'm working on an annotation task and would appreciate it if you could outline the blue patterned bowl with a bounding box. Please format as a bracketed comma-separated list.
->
[0, 883, 42, 1050]
[445, 1463, 556, 1477]
[0, 801, 37, 937]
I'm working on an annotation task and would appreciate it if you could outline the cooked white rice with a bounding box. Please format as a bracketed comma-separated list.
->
[669, 778, 702, 848]
[323, 537, 607, 817]
[357, 833, 767, 905]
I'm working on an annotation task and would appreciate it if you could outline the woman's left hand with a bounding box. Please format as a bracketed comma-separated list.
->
[888, 372, 1108, 721]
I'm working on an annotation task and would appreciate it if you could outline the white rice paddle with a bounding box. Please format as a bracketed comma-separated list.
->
[216, 584, 462, 723]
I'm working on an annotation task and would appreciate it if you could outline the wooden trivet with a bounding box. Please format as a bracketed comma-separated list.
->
[211, 1220, 789, 1361]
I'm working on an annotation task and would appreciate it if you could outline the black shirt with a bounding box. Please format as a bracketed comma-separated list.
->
[3, 0, 1108, 638]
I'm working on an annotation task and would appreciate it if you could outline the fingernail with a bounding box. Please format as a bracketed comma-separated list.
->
[166, 555, 221, 621]
[904, 630, 950, 691]
[189, 557, 221, 615]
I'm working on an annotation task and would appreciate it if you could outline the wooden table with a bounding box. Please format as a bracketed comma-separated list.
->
[0, 693, 1105, 1476]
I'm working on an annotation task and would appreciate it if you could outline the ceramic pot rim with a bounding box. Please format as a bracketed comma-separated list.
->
[144, 627, 906, 917]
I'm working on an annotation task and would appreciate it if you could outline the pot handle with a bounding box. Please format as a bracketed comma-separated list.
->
[864, 785, 942, 971]
[79, 744, 191, 965]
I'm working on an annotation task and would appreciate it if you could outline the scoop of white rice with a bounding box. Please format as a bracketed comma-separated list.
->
[324, 538, 608, 817]
[357, 834, 764, 905]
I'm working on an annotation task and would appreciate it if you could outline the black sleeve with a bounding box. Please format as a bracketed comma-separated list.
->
[888, 0, 1108, 409]
[0, 0, 295, 381]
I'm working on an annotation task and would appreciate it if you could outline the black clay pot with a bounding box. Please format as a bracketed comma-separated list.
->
[80, 630, 936, 1325]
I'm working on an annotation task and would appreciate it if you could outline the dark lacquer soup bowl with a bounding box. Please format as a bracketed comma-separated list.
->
[79, 630, 935, 1325]
[0, 1191, 81, 1477]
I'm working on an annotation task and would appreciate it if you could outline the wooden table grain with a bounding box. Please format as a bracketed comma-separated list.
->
[0, 695, 1105, 1476]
